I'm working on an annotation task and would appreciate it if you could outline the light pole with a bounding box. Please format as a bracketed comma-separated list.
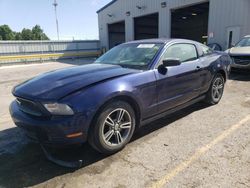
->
[53, 0, 59, 40]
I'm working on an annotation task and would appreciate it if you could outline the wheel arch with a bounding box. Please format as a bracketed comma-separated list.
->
[216, 69, 227, 82]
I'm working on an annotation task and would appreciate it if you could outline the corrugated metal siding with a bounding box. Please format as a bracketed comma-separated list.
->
[98, 0, 250, 50]
[208, 0, 250, 49]
[98, 0, 208, 48]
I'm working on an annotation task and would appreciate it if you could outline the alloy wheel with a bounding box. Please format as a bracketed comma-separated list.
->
[212, 77, 224, 102]
[101, 108, 132, 147]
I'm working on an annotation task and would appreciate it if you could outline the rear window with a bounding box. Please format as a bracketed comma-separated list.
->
[201, 45, 213, 56]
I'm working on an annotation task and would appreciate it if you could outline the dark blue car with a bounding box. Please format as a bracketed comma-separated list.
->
[10, 39, 232, 154]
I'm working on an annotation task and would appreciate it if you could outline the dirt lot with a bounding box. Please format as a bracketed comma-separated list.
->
[0, 61, 249, 188]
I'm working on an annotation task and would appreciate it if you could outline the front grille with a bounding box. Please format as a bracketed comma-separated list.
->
[16, 98, 43, 116]
[231, 56, 250, 65]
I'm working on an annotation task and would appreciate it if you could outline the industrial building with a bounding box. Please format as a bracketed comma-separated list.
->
[97, 0, 250, 50]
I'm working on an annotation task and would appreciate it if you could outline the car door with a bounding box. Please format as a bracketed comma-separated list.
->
[154, 43, 203, 114]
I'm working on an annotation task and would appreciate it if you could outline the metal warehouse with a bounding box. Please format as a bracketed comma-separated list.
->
[97, 0, 250, 50]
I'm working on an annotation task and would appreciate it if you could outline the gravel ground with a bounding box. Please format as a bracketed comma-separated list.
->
[0, 61, 249, 188]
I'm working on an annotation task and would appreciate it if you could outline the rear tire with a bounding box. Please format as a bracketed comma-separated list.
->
[205, 73, 225, 105]
[88, 101, 136, 154]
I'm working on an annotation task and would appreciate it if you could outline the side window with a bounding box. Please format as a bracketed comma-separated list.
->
[162, 43, 198, 63]
[201, 45, 213, 56]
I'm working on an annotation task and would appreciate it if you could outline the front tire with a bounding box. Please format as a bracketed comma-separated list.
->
[205, 73, 225, 105]
[88, 101, 136, 154]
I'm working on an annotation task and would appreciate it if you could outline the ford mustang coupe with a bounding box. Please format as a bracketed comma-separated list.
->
[10, 39, 232, 154]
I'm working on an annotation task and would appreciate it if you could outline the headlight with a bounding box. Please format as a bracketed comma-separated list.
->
[43, 103, 74, 115]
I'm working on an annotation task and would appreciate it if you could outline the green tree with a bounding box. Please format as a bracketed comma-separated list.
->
[14, 32, 22, 40]
[21, 28, 33, 40]
[0, 24, 49, 40]
[0, 25, 15, 40]
[31, 25, 49, 40]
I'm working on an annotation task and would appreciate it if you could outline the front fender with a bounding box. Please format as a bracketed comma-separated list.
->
[211, 53, 231, 80]
[60, 80, 143, 134]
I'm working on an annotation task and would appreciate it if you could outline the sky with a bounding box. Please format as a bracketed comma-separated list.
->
[0, 0, 111, 40]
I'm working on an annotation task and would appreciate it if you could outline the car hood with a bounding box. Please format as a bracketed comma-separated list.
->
[13, 63, 139, 101]
[229, 47, 250, 56]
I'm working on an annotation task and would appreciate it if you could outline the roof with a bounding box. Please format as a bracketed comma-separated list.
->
[125, 38, 199, 45]
[97, 0, 118, 13]
[126, 38, 171, 44]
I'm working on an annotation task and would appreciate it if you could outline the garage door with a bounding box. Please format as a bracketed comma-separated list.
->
[108, 21, 125, 49]
[134, 13, 159, 40]
[171, 2, 209, 44]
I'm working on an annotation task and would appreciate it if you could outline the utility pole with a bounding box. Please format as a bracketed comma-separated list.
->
[53, 0, 59, 40]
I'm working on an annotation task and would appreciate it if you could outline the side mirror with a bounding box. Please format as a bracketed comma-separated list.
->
[157, 59, 181, 75]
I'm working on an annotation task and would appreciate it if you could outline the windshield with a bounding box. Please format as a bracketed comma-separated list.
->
[236, 37, 250, 47]
[95, 43, 163, 69]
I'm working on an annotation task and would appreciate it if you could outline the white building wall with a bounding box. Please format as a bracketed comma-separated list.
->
[208, 0, 250, 49]
[98, 0, 250, 50]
